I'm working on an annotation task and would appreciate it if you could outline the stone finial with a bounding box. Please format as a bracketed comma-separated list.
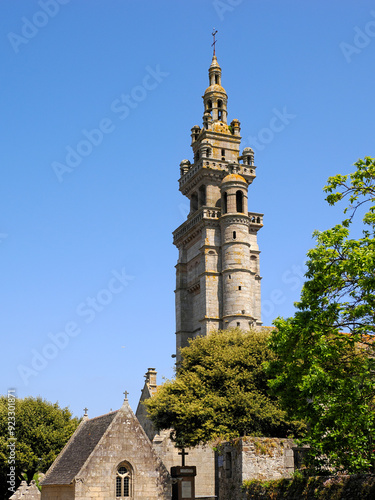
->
[9, 480, 28, 499]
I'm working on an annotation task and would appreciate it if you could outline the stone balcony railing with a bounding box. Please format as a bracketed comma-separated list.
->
[248, 212, 263, 225]
[173, 207, 221, 244]
[173, 208, 263, 244]
[179, 158, 256, 189]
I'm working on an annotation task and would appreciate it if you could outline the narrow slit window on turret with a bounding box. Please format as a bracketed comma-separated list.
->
[223, 192, 228, 214]
[221, 149, 225, 159]
[238, 286, 241, 290]
[233, 231, 236, 239]
[236, 190, 244, 212]
[215, 75, 219, 84]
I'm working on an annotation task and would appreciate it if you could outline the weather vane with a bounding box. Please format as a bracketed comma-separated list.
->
[212, 29, 218, 56]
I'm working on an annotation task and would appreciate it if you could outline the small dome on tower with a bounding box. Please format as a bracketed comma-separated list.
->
[221, 173, 247, 185]
[204, 84, 227, 95]
[212, 122, 230, 133]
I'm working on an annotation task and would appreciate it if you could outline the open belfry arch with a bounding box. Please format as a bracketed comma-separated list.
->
[173, 50, 263, 359]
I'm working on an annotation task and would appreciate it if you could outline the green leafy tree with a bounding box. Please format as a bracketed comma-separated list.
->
[0, 396, 80, 498]
[145, 328, 303, 448]
[267, 157, 375, 473]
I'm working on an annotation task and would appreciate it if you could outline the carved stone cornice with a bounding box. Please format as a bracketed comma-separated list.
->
[173, 207, 221, 247]
[179, 160, 256, 194]
[219, 214, 250, 226]
[187, 282, 201, 294]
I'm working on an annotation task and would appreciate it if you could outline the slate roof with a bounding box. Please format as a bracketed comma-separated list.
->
[42, 411, 118, 485]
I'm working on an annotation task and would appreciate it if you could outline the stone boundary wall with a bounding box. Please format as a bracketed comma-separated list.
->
[218, 437, 297, 500]
[242, 474, 375, 500]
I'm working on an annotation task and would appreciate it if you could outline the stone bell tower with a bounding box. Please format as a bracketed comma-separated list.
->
[173, 52, 263, 358]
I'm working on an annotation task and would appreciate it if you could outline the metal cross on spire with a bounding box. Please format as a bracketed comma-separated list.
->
[123, 390, 129, 400]
[212, 29, 218, 56]
[83, 407, 88, 415]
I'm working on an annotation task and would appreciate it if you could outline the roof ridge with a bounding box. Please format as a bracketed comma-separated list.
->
[87, 409, 118, 421]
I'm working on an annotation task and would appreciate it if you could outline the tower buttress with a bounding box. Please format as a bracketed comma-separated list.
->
[173, 52, 263, 360]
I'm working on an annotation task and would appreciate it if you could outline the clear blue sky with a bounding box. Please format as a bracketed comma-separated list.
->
[1, 0, 374, 418]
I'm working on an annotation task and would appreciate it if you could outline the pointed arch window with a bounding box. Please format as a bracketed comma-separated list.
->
[116, 463, 132, 498]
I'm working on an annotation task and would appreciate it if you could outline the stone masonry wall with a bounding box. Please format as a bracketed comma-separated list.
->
[41, 485, 74, 500]
[218, 437, 295, 500]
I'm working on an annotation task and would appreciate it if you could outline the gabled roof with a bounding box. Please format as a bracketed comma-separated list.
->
[42, 410, 118, 485]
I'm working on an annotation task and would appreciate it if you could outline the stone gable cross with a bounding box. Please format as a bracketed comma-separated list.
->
[123, 390, 129, 400]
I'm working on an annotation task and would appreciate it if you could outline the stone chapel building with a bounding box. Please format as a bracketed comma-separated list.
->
[39, 52, 282, 500]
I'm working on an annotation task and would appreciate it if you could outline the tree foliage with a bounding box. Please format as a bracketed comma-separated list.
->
[145, 328, 303, 448]
[267, 157, 375, 473]
[0, 396, 79, 497]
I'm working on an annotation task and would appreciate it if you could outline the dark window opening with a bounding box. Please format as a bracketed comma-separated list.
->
[191, 193, 198, 212]
[233, 231, 236, 239]
[215, 75, 219, 84]
[207, 99, 212, 110]
[223, 192, 228, 214]
[221, 149, 225, 158]
[236, 190, 244, 212]
[238, 286, 241, 290]
[199, 185, 206, 207]
[225, 451, 232, 478]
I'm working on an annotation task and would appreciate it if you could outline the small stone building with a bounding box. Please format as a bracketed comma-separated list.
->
[217, 437, 296, 500]
[41, 398, 170, 500]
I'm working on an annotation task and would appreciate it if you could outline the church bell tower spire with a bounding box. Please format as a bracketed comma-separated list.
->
[173, 46, 263, 360]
